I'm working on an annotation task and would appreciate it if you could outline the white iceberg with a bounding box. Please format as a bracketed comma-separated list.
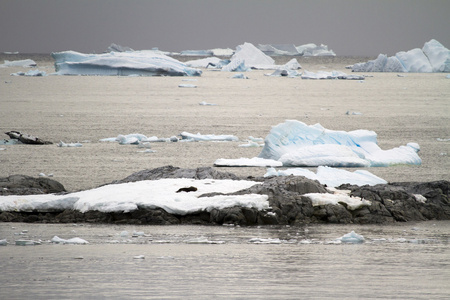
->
[338, 231, 365, 243]
[0, 179, 268, 215]
[225, 42, 274, 70]
[99, 134, 170, 144]
[185, 57, 222, 68]
[296, 43, 336, 57]
[180, 132, 238, 142]
[257, 44, 300, 56]
[352, 39, 449, 73]
[10, 69, 47, 76]
[51, 50, 202, 76]
[265, 166, 387, 187]
[0, 59, 37, 68]
[301, 70, 364, 80]
[214, 157, 282, 167]
[258, 120, 421, 167]
[51, 236, 89, 244]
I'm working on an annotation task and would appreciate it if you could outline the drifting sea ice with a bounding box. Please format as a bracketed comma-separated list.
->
[264, 166, 387, 187]
[180, 132, 238, 142]
[51, 236, 89, 244]
[0, 59, 36, 67]
[258, 120, 421, 167]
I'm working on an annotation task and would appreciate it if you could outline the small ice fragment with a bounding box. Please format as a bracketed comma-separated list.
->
[120, 231, 129, 237]
[133, 255, 145, 259]
[0, 239, 7, 246]
[339, 231, 365, 243]
[15, 240, 41, 246]
[178, 84, 197, 88]
[39, 173, 46, 177]
[199, 101, 218, 106]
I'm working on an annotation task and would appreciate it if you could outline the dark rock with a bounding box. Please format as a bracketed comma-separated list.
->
[0, 174, 66, 195]
[5, 131, 53, 145]
[1, 166, 449, 226]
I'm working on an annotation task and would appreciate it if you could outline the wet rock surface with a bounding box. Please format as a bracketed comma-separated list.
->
[1, 166, 449, 225]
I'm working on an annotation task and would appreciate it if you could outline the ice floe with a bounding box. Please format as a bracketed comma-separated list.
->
[257, 120, 421, 167]
[57, 141, 82, 147]
[338, 231, 365, 243]
[51, 50, 202, 76]
[180, 132, 238, 142]
[0, 179, 268, 215]
[0, 59, 37, 68]
[10, 70, 47, 76]
[301, 70, 365, 80]
[264, 166, 387, 187]
[51, 236, 89, 244]
[352, 39, 450, 73]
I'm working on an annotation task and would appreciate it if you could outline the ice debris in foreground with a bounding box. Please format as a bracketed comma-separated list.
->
[51, 236, 89, 244]
[338, 231, 365, 243]
[0, 179, 268, 214]
[265, 166, 387, 187]
[10, 70, 47, 76]
[258, 120, 421, 167]
[352, 39, 450, 73]
[51, 50, 202, 76]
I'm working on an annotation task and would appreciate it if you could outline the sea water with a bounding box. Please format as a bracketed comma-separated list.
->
[0, 221, 449, 299]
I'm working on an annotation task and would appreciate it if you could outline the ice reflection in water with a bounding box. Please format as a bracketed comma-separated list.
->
[0, 221, 449, 299]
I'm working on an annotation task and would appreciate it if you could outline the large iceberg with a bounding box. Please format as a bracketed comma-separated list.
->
[51, 50, 202, 76]
[257, 43, 336, 57]
[258, 120, 421, 167]
[296, 43, 336, 56]
[352, 39, 450, 73]
[224, 42, 275, 70]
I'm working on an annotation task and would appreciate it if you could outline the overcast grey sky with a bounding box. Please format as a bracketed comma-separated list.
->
[1, 0, 449, 56]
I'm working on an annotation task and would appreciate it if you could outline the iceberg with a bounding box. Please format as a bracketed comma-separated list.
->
[185, 57, 222, 68]
[296, 43, 336, 57]
[0, 179, 268, 215]
[180, 132, 238, 142]
[257, 44, 300, 56]
[10, 69, 47, 76]
[107, 43, 134, 52]
[352, 39, 449, 73]
[0, 59, 37, 68]
[258, 120, 421, 167]
[226, 42, 275, 70]
[265, 166, 387, 187]
[301, 70, 364, 80]
[51, 50, 202, 76]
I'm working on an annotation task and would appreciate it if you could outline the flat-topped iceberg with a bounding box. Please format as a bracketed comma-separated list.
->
[352, 39, 450, 73]
[52, 50, 202, 76]
[0, 59, 37, 68]
[258, 120, 421, 167]
[257, 43, 336, 56]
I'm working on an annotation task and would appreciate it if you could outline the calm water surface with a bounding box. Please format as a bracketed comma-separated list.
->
[1, 221, 449, 299]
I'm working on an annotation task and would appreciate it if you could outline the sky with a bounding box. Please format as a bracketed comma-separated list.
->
[1, 0, 449, 56]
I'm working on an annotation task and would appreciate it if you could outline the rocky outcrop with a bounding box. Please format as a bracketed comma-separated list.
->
[1, 167, 449, 225]
[0, 175, 66, 195]
[4, 131, 53, 145]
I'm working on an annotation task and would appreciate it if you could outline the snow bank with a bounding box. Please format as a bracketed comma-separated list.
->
[265, 166, 387, 187]
[352, 39, 450, 73]
[0, 179, 268, 215]
[306, 190, 371, 210]
[258, 120, 421, 167]
[51, 50, 202, 76]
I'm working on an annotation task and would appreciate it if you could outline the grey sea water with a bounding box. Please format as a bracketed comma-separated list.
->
[0, 221, 449, 299]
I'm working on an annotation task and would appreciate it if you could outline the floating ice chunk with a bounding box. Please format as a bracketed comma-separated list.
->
[258, 120, 421, 167]
[199, 101, 218, 106]
[305, 191, 371, 210]
[133, 255, 145, 259]
[51, 236, 89, 244]
[301, 70, 364, 80]
[352, 39, 449, 73]
[58, 141, 82, 147]
[0, 139, 21, 145]
[248, 238, 282, 244]
[52, 50, 202, 76]
[230, 42, 274, 68]
[178, 84, 197, 88]
[180, 132, 238, 142]
[180, 50, 213, 56]
[339, 231, 365, 243]
[0, 239, 7, 246]
[15, 240, 41, 246]
[100, 133, 152, 144]
[185, 237, 225, 244]
[265, 166, 387, 187]
[214, 157, 283, 167]
[298, 43, 336, 57]
[11, 69, 47, 76]
[258, 44, 300, 56]
[1, 59, 36, 68]
[446, 75, 450, 79]
[221, 58, 248, 72]
[231, 73, 248, 79]
[238, 141, 263, 148]
[185, 57, 221, 68]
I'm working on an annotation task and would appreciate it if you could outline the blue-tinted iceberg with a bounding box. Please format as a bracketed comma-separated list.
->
[223, 43, 275, 71]
[352, 39, 450, 73]
[258, 120, 421, 167]
[0, 59, 36, 68]
[52, 50, 202, 76]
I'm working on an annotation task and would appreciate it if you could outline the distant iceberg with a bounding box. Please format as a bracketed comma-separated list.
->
[225, 42, 275, 71]
[301, 70, 364, 80]
[107, 43, 134, 52]
[214, 157, 282, 167]
[0, 59, 36, 68]
[257, 43, 336, 57]
[352, 39, 450, 73]
[51, 50, 202, 76]
[180, 132, 238, 142]
[258, 120, 421, 167]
